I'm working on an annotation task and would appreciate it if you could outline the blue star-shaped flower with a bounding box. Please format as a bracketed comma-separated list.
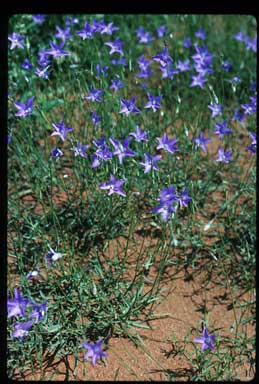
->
[194, 326, 217, 352]
[105, 38, 124, 55]
[45, 41, 70, 58]
[99, 174, 126, 197]
[8, 32, 25, 50]
[109, 137, 136, 164]
[144, 93, 163, 112]
[119, 97, 141, 116]
[76, 22, 95, 40]
[8, 288, 31, 318]
[193, 132, 211, 152]
[84, 86, 104, 103]
[82, 339, 107, 366]
[156, 133, 178, 154]
[213, 121, 233, 140]
[51, 120, 74, 142]
[139, 153, 161, 173]
[216, 147, 233, 163]
[14, 96, 34, 118]
[129, 125, 148, 142]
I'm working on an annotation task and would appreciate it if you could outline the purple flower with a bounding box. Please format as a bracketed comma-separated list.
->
[51, 120, 74, 142]
[144, 93, 163, 112]
[136, 27, 154, 44]
[221, 61, 231, 72]
[194, 62, 214, 76]
[190, 73, 207, 89]
[12, 320, 34, 341]
[213, 121, 233, 140]
[28, 302, 47, 323]
[183, 37, 192, 48]
[246, 132, 256, 154]
[194, 326, 217, 352]
[96, 63, 109, 77]
[176, 59, 191, 72]
[92, 111, 101, 125]
[156, 133, 178, 153]
[231, 108, 245, 124]
[45, 41, 70, 58]
[177, 187, 192, 208]
[136, 55, 153, 77]
[38, 49, 51, 67]
[233, 31, 246, 42]
[89, 19, 104, 33]
[157, 24, 167, 38]
[100, 22, 119, 35]
[82, 339, 107, 366]
[139, 82, 148, 90]
[32, 14, 46, 24]
[99, 174, 126, 197]
[91, 150, 112, 168]
[35, 66, 49, 79]
[46, 247, 63, 265]
[8, 288, 31, 318]
[109, 137, 136, 164]
[249, 132, 256, 145]
[14, 96, 34, 118]
[152, 202, 176, 222]
[137, 67, 154, 79]
[245, 35, 257, 53]
[192, 44, 213, 75]
[71, 140, 89, 158]
[110, 78, 124, 92]
[21, 58, 33, 70]
[231, 76, 241, 84]
[152, 185, 179, 221]
[250, 80, 256, 92]
[8, 32, 25, 50]
[241, 97, 256, 115]
[193, 132, 211, 152]
[84, 86, 104, 103]
[7, 134, 12, 145]
[51, 147, 63, 157]
[76, 22, 95, 40]
[208, 103, 223, 118]
[105, 38, 124, 55]
[216, 147, 233, 163]
[159, 185, 178, 204]
[129, 125, 148, 142]
[111, 57, 128, 66]
[192, 45, 213, 66]
[119, 97, 140, 116]
[93, 136, 108, 149]
[137, 54, 152, 70]
[160, 63, 178, 80]
[27, 270, 39, 279]
[54, 26, 72, 42]
[65, 16, 79, 26]
[139, 153, 161, 173]
[195, 28, 206, 40]
[91, 137, 113, 168]
[152, 47, 173, 67]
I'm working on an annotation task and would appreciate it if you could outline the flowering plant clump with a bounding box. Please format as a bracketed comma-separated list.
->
[152, 185, 192, 221]
[8, 14, 256, 380]
[8, 288, 48, 341]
